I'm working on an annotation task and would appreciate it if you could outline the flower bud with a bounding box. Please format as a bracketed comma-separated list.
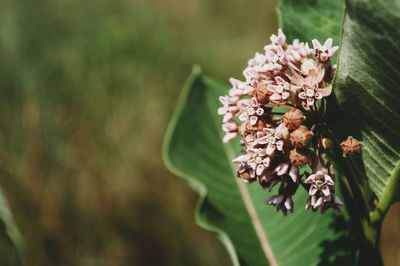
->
[254, 82, 271, 104]
[238, 171, 255, 183]
[283, 109, 305, 130]
[341, 136, 361, 156]
[290, 126, 313, 148]
[289, 148, 310, 166]
[321, 138, 333, 149]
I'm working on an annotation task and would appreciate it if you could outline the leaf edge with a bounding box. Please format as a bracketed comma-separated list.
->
[161, 65, 241, 266]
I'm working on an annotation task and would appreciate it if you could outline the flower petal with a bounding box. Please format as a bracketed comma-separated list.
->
[324, 38, 333, 48]
[251, 97, 258, 107]
[263, 128, 275, 135]
[333, 196, 344, 206]
[312, 39, 321, 49]
[309, 185, 318, 196]
[328, 46, 339, 57]
[289, 166, 299, 183]
[267, 85, 277, 93]
[305, 174, 315, 183]
[314, 197, 324, 208]
[324, 175, 335, 185]
[318, 85, 332, 97]
[256, 164, 265, 176]
[266, 144, 276, 155]
[250, 116, 258, 125]
[298, 91, 306, 99]
[282, 92, 290, 100]
[238, 112, 249, 121]
[284, 197, 293, 211]
[232, 154, 251, 163]
[270, 93, 282, 102]
[276, 140, 284, 151]
[321, 185, 331, 196]
[276, 163, 290, 176]
[263, 157, 271, 167]
[223, 132, 237, 143]
[275, 76, 285, 84]
[218, 106, 227, 115]
[315, 92, 323, 100]
[256, 108, 264, 116]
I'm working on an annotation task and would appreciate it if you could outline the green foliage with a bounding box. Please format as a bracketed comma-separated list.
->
[163, 67, 360, 265]
[332, 0, 400, 203]
[164, 0, 400, 264]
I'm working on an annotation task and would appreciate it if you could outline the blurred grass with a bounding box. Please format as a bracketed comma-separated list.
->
[0, 0, 278, 265]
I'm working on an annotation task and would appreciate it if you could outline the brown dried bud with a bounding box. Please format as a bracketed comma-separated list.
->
[246, 119, 266, 131]
[254, 81, 271, 104]
[341, 136, 361, 156]
[283, 109, 305, 130]
[290, 126, 313, 148]
[289, 149, 311, 166]
[238, 171, 255, 183]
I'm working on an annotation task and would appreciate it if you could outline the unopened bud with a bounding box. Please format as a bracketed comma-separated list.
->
[290, 126, 313, 148]
[289, 148, 310, 166]
[283, 109, 305, 130]
[321, 138, 333, 149]
[238, 171, 255, 184]
[255, 82, 271, 104]
[341, 136, 361, 156]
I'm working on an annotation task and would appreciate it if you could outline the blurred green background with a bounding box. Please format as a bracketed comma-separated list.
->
[0, 0, 398, 265]
[0, 0, 278, 265]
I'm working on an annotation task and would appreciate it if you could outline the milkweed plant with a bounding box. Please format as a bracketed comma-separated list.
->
[218, 29, 360, 215]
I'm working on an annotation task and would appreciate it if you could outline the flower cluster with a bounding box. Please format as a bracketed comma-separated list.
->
[218, 29, 357, 215]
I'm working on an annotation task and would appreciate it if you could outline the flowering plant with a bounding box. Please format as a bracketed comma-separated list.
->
[219, 29, 357, 215]
[164, 0, 400, 264]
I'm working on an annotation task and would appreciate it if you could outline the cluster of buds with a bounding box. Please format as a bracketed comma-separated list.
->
[218, 29, 360, 215]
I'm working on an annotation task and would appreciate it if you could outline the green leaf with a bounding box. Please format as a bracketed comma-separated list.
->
[163, 66, 360, 266]
[332, 0, 400, 207]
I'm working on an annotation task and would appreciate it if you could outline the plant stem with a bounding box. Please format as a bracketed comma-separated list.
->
[370, 161, 400, 225]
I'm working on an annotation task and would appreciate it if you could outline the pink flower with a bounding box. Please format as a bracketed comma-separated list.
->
[310, 38, 339, 62]
[270, 28, 287, 48]
[305, 195, 344, 213]
[286, 39, 310, 62]
[265, 194, 294, 215]
[228, 77, 247, 97]
[248, 52, 268, 67]
[222, 132, 237, 143]
[267, 76, 291, 103]
[286, 65, 332, 106]
[243, 67, 260, 84]
[257, 128, 284, 155]
[232, 148, 271, 177]
[260, 163, 299, 190]
[264, 46, 287, 71]
[237, 97, 264, 126]
[305, 170, 334, 196]
[221, 119, 238, 143]
[218, 95, 238, 122]
[298, 83, 323, 106]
